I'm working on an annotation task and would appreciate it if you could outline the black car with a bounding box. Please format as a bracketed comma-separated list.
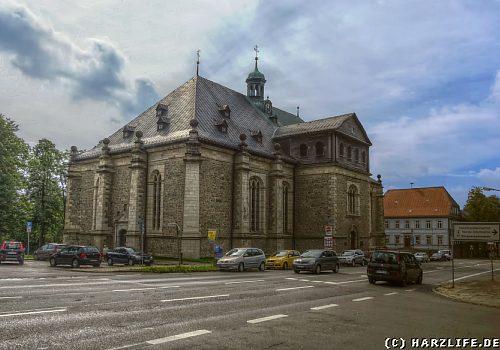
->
[106, 247, 153, 266]
[0, 241, 25, 265]
[293, 249, 340, 274]
[33, 243, 67, 261]
[49, 245, 101, 268]
[367, 250, 423, 286]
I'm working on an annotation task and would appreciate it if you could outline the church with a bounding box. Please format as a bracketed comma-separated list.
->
[63, 51, 385, 258]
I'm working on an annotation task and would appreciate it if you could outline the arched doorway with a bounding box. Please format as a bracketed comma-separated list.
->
[118, 229, 127, 247]
[350, 231, 357, 249]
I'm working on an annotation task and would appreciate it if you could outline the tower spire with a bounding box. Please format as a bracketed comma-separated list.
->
[246, 45, 266, 102]
[196, 49, 200, 76]
[254, 45, 259, 70]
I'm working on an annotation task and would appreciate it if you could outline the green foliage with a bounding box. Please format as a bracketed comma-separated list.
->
[129, 264, 218, 273]
[463, 187, 500, 222]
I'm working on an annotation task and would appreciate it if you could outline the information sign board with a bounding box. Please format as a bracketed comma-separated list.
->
[207, 230, 217, 241]
[453, 223, 500, 242]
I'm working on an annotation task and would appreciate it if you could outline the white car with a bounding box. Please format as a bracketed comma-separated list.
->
[216, 247, 266, 272]
[414, 252, 429, 263]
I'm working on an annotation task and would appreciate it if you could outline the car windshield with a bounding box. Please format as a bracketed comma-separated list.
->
[4, 243, 21, 249]
[301, 250, 322, 258]
[273, 251, 289, 257]
[342, 251, 355, 256]
[432, 253, 441, 257]
[84, 247, 99, 253]
[372, 251, 398, 264]
[225, 248, 245, 257]
[125, 247, 138, 254]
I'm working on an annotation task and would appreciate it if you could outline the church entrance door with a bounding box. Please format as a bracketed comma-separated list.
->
[350, 231, 357, 249]
[118, 230, 127, 247]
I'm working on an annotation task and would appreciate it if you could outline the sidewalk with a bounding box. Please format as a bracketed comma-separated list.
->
[434, 279, 500, 308]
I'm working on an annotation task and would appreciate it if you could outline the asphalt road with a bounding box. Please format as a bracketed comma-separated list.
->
[0, 259, 498, 350]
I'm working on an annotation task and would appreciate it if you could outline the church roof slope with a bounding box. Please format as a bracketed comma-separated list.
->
[384, 187, 460, 218]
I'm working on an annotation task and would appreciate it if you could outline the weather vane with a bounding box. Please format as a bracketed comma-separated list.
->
[196, 49, 201, 76]
[254, 45, 259, 60]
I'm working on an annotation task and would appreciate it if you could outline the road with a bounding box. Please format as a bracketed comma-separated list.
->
[0, 259, 498, 350]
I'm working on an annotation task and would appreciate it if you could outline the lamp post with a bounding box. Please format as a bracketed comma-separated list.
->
[168, 223, 182, 265]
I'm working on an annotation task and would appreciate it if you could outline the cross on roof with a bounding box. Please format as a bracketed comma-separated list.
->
[254, 45, 259, 60]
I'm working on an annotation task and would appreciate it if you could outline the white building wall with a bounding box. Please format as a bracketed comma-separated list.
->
[385, 217, 451, 251]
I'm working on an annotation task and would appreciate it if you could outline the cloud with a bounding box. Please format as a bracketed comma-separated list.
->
[476, 168, 500, 188]
[0, 2, 158, 116]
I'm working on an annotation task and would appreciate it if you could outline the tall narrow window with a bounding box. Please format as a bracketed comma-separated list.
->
[339, 143, 344, 157]
[347, 146, 352, 160]
[347, 184, 358, 215]
[315, 142, 325, 157]
[152, 171, 162, 230]
[92, 178, 100, 230]
[282, 183, 289, 233]
[354, 148, 359, 162]
[250, 177, 261, 232]
[299, 144, 308, 157]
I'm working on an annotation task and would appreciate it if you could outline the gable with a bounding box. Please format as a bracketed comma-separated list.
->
[336, 114, 372, 145]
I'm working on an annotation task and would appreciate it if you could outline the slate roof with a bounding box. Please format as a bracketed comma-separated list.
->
[384, 187, 460, 218]
[77, 76, 302, 160]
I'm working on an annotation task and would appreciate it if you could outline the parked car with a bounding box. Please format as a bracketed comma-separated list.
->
[339, 249, 367, 266]
[438, 249, 452, 260]
[367, 250, 423, 286]
[430, 252, 447, 262]
[33, 243, 67, 261]
[0, 241, 25, 265]
[266, 250, 301, 270]
[293, 249, 340, 274]
[414, 252, 429, 263]
[49, 245, 101, 268]
[106, 247, 153, 266]
[217, 248, 266, 272]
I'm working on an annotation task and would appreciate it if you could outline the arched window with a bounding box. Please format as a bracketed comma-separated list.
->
[151, 171, 162, 230]
[282, 182, 289, 233]
[315, 142, 325, 157]
[348, 184, 359, 215]
[339, 143, 344, 157]
[92, 177, 100, 230]
[299, 144, 308, 157]
[250, 177, 261, 232]
[347, 146, 352, 160]
[354, 148, 359, 162]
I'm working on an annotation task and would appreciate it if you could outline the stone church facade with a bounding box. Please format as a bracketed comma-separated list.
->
[63, 57, 385, 258]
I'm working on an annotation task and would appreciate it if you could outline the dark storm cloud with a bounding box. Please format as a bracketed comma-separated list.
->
[0, 3, 158, 116]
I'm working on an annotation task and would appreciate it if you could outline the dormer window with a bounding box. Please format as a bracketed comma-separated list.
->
[123, 125, 135, 138]
[157, 115, 170, 131]
[156, 103, 168, 117]
[215, 119, 228, 133]
[218, 105, 231, 118]
[251, 130, 262, 143]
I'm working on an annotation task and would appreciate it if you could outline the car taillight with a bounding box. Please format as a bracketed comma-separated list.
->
[79, 253, 87, 259]
[1, 243, 4, 250]
[20, 243, 23, 251]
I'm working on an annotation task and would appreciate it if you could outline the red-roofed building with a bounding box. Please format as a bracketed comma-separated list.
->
[384, 187, 462, 251]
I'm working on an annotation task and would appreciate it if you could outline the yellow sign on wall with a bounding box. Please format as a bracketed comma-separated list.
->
[208, 230, 217, 241]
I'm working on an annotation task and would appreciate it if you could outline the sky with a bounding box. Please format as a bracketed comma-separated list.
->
[1, 0, 500, 207]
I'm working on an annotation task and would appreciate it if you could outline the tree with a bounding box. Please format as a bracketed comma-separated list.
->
[463, 187, 500, 222]
[0, 114, 30, 241]
[27, 139, 67, 245]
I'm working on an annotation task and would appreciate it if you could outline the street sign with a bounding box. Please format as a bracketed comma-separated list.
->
[324, 225, 333, 236]
[26, 221, 32, 233]
[324, 236, 333, 249]
[214, 245, 224, 259]
[454, 223, 500, 242]
[208, 230, 217, 241]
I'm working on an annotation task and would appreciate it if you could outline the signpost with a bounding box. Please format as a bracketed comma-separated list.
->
[324, 225, 333, 250]
[26, 221, 32, 255]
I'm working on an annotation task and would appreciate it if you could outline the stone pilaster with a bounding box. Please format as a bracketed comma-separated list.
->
[232, 134, 251, 244]
[182, 120, 202, 259]
[126, 131, 147, 250]
[63, 146, 82, 243]
[267, 143, 285, 252]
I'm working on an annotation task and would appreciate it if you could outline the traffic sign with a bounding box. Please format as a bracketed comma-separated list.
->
[324, 225, 333, 236]
[26, 221, 32, 233]
[454, 223, 500, 242]
[324, 236, 333, 249]
[208, 230, 217, 241]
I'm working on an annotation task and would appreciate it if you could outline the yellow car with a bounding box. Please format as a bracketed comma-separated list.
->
[266, 250, 301, 270]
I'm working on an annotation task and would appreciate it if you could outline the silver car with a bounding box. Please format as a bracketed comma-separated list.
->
[217, 247, 266, 272]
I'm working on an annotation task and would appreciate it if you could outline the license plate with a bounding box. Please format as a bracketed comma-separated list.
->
[376, 270, 388, 274]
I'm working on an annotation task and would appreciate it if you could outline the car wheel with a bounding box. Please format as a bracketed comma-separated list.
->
[351, 260, 356, 267]
[334, 263, 340, 273]
[238, 263, 244, 272]
[72, 259, 80, 268]
[417, 273, 423, 285]
[50, 258, 57, 267]
[259, 262, 266, 271]
[361, 259, 365, 266]
[107, 258, 113, 266]
[283, 262, 288, 270]
[294, 269, 300, 274]
[128, 258, 134, 266]
[368, 278, 376, 284]
[315, 264, 321, 274]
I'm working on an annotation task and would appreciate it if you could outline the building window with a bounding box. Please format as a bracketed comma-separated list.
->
[385, 220, 389, 229]
[361, 151, 366, 164]
[299, 144, 308, 157]
[151, 171, 162, 230]
[426, 235, 432, 245]
[437, 220, 443, 229]
[395, 220, 400, 229]
[315, 142, 325, 157]
[92, 177, 100, 230]
[250, 177, 262, 232]
[426, 220, 431, 229]
[405, 220, 410, 229]
[347, 146, 352, 160]
[347, 184, 359, 215]
[415, 220, 420, 229]
[282, 182, 289, 233]
[339, 143, 344, 157]
[437, 235, 443, 245]
[354, 148, 359, 162]
[395, 235, 400, 244]
[415, 235, 421, 245]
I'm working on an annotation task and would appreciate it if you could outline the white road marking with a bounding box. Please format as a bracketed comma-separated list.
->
[384, 292, 398, 296]
[447, 268, 500, 282]
[105, 343, 144, 350]
[360, 274, 367, 277]
[224, 279, 264, 285]
[247, 314, 288, 324]
[311, 280, 324, 283]
[113, 285, 180, 292]
[405, 289, 416, 292]
[146, 330, 212, 345]
[0, 308, 67, 317]
[276, 286, 314, 291]
[311, 304, 339, 310]
[352, 297, 373, 302]
[329, 279, 366, 285]
[285, 278, 298, 280]
[0, 296, 22, 299]
[299, 279, 310, 282]
[161, 294, 229, 302]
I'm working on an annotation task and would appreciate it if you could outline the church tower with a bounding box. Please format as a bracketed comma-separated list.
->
[246, 45, 266, 103]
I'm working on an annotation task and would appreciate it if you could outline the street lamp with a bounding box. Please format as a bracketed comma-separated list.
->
[167, 223, 182, 265]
